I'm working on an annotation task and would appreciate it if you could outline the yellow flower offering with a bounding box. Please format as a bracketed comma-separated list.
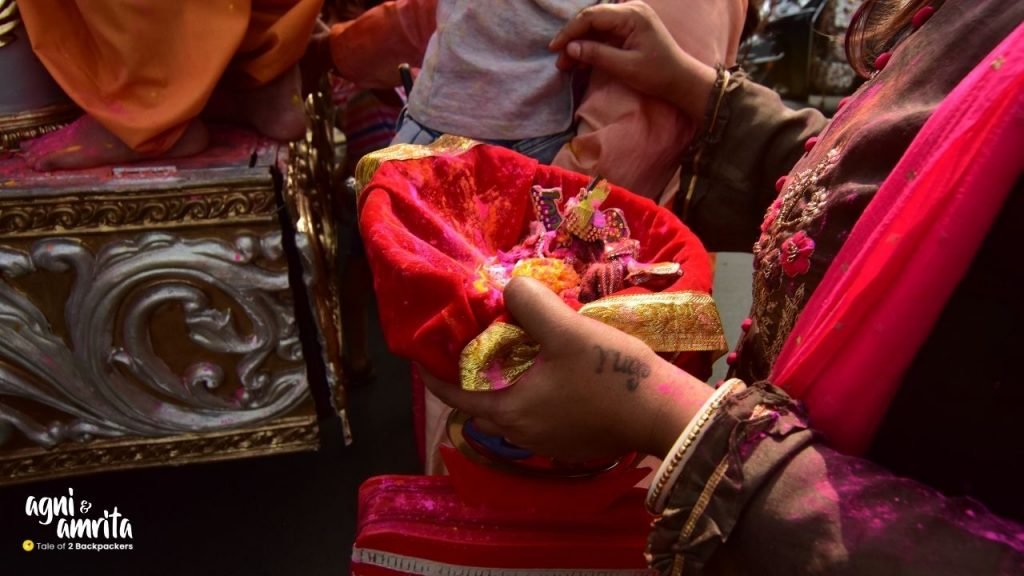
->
[511, 258, 580, 294]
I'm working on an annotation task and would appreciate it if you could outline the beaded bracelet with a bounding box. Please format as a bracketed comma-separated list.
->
[645, 378, 745, 514]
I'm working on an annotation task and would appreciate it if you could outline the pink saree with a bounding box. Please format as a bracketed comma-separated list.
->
[771, 22, 1024, 456]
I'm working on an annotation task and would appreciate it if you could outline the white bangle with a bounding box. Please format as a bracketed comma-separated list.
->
[645, 378, 744, 514]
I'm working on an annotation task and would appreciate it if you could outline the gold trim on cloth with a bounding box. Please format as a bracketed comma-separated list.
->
[354, 134, 481, 195]
[578, 292, 727, 353]
[460, 291, 728, 391]
[460, 323, 539, 392]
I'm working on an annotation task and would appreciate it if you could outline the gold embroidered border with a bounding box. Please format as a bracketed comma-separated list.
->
[460, 291, 728, 391]
[354, 134, 481, 195]
[460, 322, 539, 392]
[671, 456, 731, 576]
[578, 292, 727, 353]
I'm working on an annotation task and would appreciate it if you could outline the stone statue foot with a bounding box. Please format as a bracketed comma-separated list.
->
[207, 64, 307, 142]
[22, 116, 209, 171]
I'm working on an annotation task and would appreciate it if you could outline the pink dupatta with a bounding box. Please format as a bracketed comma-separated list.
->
[770, 23, 1024, 456]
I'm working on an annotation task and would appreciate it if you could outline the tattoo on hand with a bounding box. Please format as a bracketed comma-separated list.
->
[593, 345, 652, 391]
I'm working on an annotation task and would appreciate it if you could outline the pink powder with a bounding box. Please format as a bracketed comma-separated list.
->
[655, 382, 678, 396]
[484, 362, 510, 390]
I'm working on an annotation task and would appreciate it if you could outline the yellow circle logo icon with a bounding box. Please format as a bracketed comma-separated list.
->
[22, 539, 34, 552]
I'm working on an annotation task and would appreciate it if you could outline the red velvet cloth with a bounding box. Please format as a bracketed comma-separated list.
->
[352, 448, 654, 574]
[359, 143, 715, 385]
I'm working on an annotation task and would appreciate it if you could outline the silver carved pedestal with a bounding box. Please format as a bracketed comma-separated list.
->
[0, 126, 350, 485]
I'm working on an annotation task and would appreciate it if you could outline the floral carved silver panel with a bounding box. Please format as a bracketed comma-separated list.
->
[0, 230, 310, 449]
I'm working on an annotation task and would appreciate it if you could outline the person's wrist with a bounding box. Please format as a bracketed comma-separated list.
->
[669, 60, 718, 122]
[637, 365, 712, 458]
[645, 378, 746, 513]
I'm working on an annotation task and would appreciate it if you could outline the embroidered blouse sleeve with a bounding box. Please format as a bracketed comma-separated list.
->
[649, 382, 1024, 575]
[678, 73, 827, 253]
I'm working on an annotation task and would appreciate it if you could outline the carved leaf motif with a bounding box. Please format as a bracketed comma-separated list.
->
[0, 231, 308, 448]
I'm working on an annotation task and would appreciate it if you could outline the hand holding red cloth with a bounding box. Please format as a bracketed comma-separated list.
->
[357, 137, 725, 387]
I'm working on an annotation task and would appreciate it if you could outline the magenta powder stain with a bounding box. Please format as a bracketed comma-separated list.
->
[655, 382, 677, 396]
[483, 362, 510, 390]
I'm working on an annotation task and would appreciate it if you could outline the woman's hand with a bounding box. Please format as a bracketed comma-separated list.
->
[549, 1, 717, 121]
[422, 277, 712, 462]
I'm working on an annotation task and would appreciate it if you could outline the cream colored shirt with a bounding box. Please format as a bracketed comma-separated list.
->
[408, 0, 596, 140]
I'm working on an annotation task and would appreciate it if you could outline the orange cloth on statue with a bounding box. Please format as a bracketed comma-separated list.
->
[18, 0, 321, 154]
[552, 0, 748, 204]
